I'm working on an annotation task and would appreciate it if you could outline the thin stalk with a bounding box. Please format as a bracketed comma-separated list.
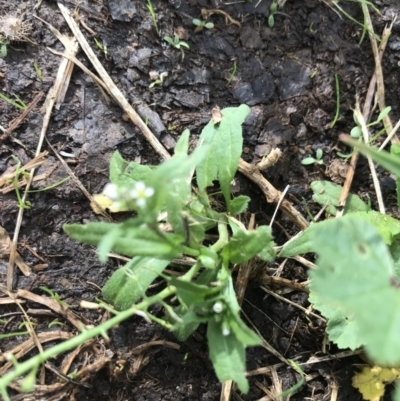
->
[211, 215, 229, 252]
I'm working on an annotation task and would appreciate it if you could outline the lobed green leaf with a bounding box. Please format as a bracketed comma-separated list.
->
[310, 217, 400, 366]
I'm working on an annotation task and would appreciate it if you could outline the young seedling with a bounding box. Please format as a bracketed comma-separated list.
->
[33, 61, 42, 80]
[94, 38, 109, 60]
[226, 61, 237, 86]
[301, 148, 325, 166]
[39, 286, 71, 308]
[149, 71, 168, 88]
[147, 0, 159, 35]
[337, 106, 391, 159]
[268, 1, 278, 27]
[192, 19, 214, 33]
[164, 35, 190, 60]
[268, 1, 290, 28]
[0, 93, 27, 110]
[0, 39, 10, 57]
[6, 155, 31, 210]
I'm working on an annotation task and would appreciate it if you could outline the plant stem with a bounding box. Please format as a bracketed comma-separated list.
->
[0, 286, 176, 395]
[211, 215, 229, 252]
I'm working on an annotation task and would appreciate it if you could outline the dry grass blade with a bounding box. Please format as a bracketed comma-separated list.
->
[353, 100, 385, 213]
[260, 275, 309, 293]
[0, 331, 73, 374]
[0, 225, 30, 277]
[364, 10, 398, 144]
[17, 289, 85, 331]
[6, 36, 80, 291]
[57, 3, 171, 161]
[129, 339, 180, 354]
[0, 151, 49, 190]
[337, 21, 394, 217]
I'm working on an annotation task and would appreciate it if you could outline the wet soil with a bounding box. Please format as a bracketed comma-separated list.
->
[1, 0, 400, 400]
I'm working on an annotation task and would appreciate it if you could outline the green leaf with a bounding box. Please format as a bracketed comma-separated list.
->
[109, 151, 153, 187]
[390, 240, 400, 280]
[301, 157, 316, 165]
[146, 146, 206, 217]
[309, 291, 365, 350]
[164, 36, 175, 46]
[102, 257, 171, 310]
[349, 210, 400, 245]
[376, 106, 391, 123]
[168, 276, 220, 306]
[311, 180, 370, 215]
[196, 105, 250, 210]
[227, 312, 261, 347]
[268, 14, 275, 28]
[221, 226, 273, 264]
[64, 220, 182, 259]
[171, 308, 204, 341]
[279, 211, 397, 258]
[258, 241, 276, 261]
[343, 138, 400, 177]
[310, 217, 400, 366]
[207, 319, 250, 393]
[229, 195, 250, 215]
[174, 129, 190, 157]
[350, 126, 362, 138]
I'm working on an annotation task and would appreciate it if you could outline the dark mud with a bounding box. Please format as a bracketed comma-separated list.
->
[1, 0, 400, 399]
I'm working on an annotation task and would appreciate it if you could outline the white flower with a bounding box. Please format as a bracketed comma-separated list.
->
[103, 183, 119, 200]
[129, 181, 155, 207]
[212, 302, 224, 314]
[222, 322, 230, 337]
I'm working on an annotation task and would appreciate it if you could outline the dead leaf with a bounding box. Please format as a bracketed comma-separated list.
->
[212, 106, 222, 125]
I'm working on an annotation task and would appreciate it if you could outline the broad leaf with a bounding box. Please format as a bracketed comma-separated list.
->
[110, 151, 153, 187]
[279, 211, 400, 258]
[207, 319, 250, 393]
[168, 276, 221, 306]
[309, 291, 365, 350]
[349, 210, 400, 245]
[222, 226, 273, 264]
[64, 220, 182, 259]
[196, 105, 250, 210]
[171, 308, 205, 341]
[102, 257, 171, 310]
[311, 181, 369, 215]
[146, 146, 206, 219]
[174, 129, 190, 157]
[310, 217, 400, 366]
[229, 195, 250, 215]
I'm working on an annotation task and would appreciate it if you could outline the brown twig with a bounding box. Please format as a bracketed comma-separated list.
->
[17, 289, 86, 331]
[0, 92, 44, 143]
[238, 158, 309, 230]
